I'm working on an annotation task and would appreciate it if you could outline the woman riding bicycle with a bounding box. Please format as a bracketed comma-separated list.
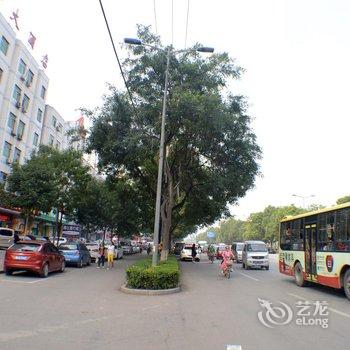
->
[221, 246, 234, 276]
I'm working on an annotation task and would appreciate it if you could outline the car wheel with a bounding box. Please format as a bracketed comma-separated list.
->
[245, 264, 250, 270]
[41, 263, 49, 278]
[5, 269, 13, 276]
[77, 259, 83, 268]
[294, 262, 306, 287]
[242, 262, 245, 269]
[60, 260, 65, 273]
[343, 270, 350, 300]
[265, 265, 270, 270]
[87, 258, 91, 266]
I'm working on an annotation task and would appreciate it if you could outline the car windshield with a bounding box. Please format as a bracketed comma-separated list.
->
[247, 244, 267, 252]
[10, 243, 41, 252]
[59, 244, 78, 250]
[236, 243, 244, 251]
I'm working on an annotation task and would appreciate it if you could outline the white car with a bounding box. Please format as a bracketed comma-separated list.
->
[85, 243, 100, 262]
[242, 240, 269, 270]
[180, 244, 200, 262]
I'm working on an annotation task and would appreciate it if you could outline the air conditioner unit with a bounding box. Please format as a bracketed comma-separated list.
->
[22, 107, 27, 114]
[15, 101, 21, 109]
[56, 126, 61, 132]
[25, 81, 31, 87]
[17, 135, 22, 141]
[6, 158, 11, 165]
[20, 75, 26, 81]
[10, 130, 16, 136]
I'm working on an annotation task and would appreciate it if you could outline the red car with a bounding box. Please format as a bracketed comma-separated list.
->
[4, 241, 65, 278]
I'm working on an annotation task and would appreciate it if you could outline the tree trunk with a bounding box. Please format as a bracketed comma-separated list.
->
[160, 160, 174, 262]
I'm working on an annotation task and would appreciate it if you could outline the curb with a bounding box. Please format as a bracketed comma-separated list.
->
[120, 283, 181, 296]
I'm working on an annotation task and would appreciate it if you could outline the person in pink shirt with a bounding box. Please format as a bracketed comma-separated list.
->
[221, 246, 234, 273]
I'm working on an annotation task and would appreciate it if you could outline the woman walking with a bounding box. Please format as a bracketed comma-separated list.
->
[191, 243, 197, 263]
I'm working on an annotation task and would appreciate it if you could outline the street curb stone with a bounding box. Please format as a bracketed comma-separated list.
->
[120, 283, 181, 295]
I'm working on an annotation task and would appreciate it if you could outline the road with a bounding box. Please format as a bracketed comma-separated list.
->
[0, 253, 349, 350]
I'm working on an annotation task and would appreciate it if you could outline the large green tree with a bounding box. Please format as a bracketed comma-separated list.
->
[88, 26, 261, 260]
[6, 151, 57, 233]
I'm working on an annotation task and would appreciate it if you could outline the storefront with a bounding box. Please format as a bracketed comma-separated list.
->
[0, 207, 20, 228]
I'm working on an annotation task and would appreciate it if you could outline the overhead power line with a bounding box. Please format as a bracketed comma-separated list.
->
[98, 0, 138, 116]
[184, 0, 190, 48]
[153, 0, 158, 34]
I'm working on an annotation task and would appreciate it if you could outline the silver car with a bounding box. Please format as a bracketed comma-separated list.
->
[242, 240, 269, 270]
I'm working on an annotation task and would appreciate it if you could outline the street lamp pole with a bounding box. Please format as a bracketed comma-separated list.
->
[124, 38, 214, 266]
[292, 194, 315, 209]
[152, 47, 171, 266]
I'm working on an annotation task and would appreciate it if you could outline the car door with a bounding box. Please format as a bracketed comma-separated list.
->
[50, 244, 61, 270]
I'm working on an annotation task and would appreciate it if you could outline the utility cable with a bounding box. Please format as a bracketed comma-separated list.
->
[98, 0, 138, 117]
[184, 0, 190, 48]
[153, 0, 158, 34]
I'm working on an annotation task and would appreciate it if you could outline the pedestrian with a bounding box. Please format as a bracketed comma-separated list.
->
[191, 243, 197, 263]
[97, 244, 105, 268]
[107, 242, 115, 269]
[14, 232, 20, 244]
[147, 243, 151, 256]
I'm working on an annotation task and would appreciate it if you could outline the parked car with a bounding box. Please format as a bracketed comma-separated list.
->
[173, 242, 185, 256]
[231, 242, 244, 262]
[242, 240, 269, 270]
[50, 237, 67, 245]
[4, 241, 65, 278]
[59, 242, 91, 267]
[0, 228, 15, 248]
[85, 242, 100, 262]
[120, 241, 133, 255]
[180, 244, 200, 262]
[103, 243, 124, 260]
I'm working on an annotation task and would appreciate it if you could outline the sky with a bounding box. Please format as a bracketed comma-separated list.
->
[1, 0, 350, 219]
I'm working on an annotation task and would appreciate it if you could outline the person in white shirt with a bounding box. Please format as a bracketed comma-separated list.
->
[107, 243, 115, 269]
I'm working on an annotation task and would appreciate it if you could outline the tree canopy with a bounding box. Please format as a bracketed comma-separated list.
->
[88, 25, 261, 256]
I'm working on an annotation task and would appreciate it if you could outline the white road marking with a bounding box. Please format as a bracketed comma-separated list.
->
[288, 293, 350, 319]
[0, 278, 45, 284]
[239, 272, 259, 281]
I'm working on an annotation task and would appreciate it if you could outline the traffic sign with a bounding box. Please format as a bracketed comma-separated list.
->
[207, 231, 216, 238]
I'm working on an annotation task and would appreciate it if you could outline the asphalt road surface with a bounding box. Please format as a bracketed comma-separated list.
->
[0, 253, 349, 350]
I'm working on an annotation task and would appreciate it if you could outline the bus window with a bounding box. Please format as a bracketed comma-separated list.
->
[335, 209, 350, 252]
[280, 222, 292, 250]
[291, 219, 303, 250]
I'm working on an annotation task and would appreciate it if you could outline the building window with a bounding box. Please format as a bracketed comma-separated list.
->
[49, 134, 54, 146]
[51, 115, 57, 128]
[33, 132, 39, 146]
[17, 120, 25, 140]
[18, 59, 27, 75]
[13, 85, 22, 104]
[0, 36, 9, 56]
[2, 141, 12, 160]
[13, 148, 21, 163]
[37, 108, 43, 123]
[0, 67, 3, 84]
[7, 112, 16, 133]
[26, 70, 34, 87]
[40, 86, 46, 99]
[22, 94, 30, 113]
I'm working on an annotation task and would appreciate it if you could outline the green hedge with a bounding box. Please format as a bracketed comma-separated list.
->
[126, 257, 180, 290]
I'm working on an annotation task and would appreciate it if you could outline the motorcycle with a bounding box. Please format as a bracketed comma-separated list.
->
[207, 252, 215, 263]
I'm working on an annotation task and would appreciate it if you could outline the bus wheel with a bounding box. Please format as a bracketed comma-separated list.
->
[343, 270, 350, 300]
[294, 262, 306, 287]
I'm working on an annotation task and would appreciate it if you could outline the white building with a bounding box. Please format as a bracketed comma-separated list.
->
[0, 12, 49, 182]
[41, 105, 69, 151]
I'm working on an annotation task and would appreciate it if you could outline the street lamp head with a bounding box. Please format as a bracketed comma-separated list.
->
[197, 46, 214, 53]
[124, 38, 142, 46]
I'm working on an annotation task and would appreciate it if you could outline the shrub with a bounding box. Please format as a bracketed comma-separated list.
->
[126, 257, 180, 290]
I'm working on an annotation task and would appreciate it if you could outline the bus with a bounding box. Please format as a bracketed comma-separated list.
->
[279, 202, 350, 300]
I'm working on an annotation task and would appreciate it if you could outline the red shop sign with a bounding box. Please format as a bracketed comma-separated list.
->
[0, 214, 10, 222]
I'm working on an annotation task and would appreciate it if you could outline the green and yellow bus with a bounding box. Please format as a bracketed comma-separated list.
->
[279, 202, 350, 300]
